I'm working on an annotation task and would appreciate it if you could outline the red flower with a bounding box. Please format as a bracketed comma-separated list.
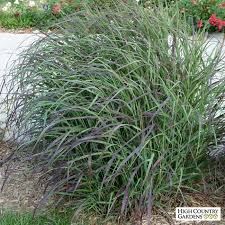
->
[197, 20, 203, 28]
[209, 14, 225, 31]
[209, 14, 217, 26]
[52, 4, 61, 14]
[219, 3, 225, 8]
[191, 0, 197, 5]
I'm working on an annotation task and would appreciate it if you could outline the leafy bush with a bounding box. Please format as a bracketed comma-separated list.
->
[0, 0, 131, 29]
[2, 1, 225, 218]
[179, 0, 225, 31]
[0, 0, 87, 29]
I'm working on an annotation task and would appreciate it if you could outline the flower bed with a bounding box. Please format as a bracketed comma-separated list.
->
[0, 0, 91, 29]
[180, 0, 225, 31]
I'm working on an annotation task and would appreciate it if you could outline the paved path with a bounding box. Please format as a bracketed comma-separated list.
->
[0, 33, 40, 76]
[204, 33, 225, 83]
[0, 33, 41, 129]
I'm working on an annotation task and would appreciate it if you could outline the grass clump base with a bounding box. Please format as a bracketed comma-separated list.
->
[2, 1, 225, 221]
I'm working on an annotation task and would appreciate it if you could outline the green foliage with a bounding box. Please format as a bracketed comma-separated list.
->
[0, 211, 71, 225]
[0, 0, 88, 29]
[2, 1, 225, 218]
[0, 211, 119, 225]
[179, 0, 225, 29]
[140, 0, 176, 6]
[0, 9, 50, 29]
[92, 0, 116, 7]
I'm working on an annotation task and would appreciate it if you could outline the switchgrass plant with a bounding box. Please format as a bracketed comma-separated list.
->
[2, 1, 225, 219]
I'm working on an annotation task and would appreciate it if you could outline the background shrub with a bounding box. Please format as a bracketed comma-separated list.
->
[179, 0, 225, 31]
[2, 1, 225, 218]
[0, 0, 88, 29]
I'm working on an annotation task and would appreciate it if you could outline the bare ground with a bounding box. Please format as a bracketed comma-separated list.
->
[0, 141, 45, 212]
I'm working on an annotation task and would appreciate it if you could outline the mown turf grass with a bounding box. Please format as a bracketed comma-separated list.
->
[0, 211, 119, 225]
[0, 211, 71, 225]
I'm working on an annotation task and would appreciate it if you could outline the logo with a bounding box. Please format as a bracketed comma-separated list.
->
[176, 207, 221, 221]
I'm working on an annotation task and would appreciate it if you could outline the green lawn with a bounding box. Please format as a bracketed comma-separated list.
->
[0, 212, 71, 225]
[0, 212, 118, 225]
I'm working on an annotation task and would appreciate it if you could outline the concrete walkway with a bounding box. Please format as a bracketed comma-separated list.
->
[0, 33, 41, 128]
[0, 33, 41, 76]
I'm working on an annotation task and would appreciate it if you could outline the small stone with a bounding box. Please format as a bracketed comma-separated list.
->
[32, 30, 40, 34]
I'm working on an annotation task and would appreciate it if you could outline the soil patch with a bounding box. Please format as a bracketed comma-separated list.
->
[0, 141, 45, 212]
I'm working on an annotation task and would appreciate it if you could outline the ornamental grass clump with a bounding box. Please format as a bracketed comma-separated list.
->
[2, 1, 225, 218]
